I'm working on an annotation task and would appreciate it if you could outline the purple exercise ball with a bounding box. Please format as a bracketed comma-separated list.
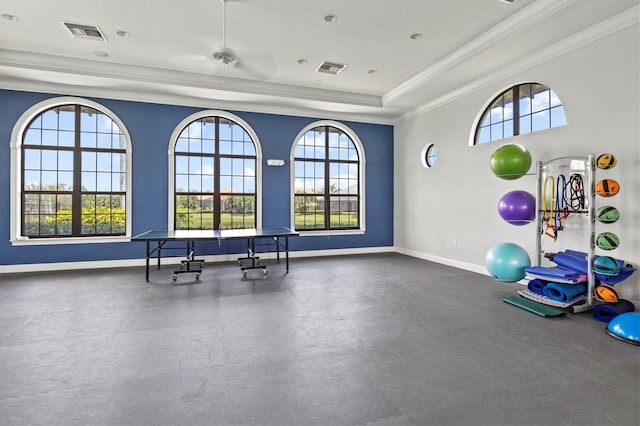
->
[498, 190, 536, 226]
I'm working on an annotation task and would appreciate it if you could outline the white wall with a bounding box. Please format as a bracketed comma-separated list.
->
[394, 23, 640, 302]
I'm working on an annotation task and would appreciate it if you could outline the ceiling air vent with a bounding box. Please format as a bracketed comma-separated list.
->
[316, 61, 346, 75]
[63, 22, 107, 41]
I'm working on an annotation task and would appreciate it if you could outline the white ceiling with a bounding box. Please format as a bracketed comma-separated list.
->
[0, 0, 638, 123]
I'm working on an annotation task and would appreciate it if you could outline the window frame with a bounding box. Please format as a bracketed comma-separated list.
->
[10, 97, 132, 246]
[470, 82, 567, 146]
[168, 110, 262, 231]
[421, 143, 438, 168]
[290, 120, 366, 235]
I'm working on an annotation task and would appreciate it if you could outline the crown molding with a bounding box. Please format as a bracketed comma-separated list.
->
[0, 49, 382, 107]
[395, 5, 640, 124]
[383, 0, 570, 105]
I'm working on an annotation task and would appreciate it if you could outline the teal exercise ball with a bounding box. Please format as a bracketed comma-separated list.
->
[490, 144, 532, 180]
[485, 242, 531, 283]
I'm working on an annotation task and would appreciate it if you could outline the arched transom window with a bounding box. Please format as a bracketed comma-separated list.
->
[474, 82, 567, 145]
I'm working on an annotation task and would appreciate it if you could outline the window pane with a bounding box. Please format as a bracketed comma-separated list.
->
[24, 171, 40, 190]
[58, 171, 73, 190]
[82, 172, 96, 191]
[58, 108, 75, 131]
[41, 109, 58, 129]
[175, 175, 188, 192]
[189, 175, 201, 192]
[24, 149, 41, 169]
[531, 85, 550, 113]
[176, 156, 188, 174]
[82, 152, 96, 171]
[97, 133, 112, 149]
[532, 110, 550, 132]
[97, 153, 111, 171]
[202, 176, 214, 192]
[80, 108, 97, 131]
[477, 127, 490, 144]
[58, 130, 74, 147]
[519, 116, 531, 134]
[112, 173, 126, 192]
[176, 137, 189, 152]
[550, 106, 567, 127]
[42, 130, 57, 146]
[97, 172, 111, 191]
[490, 123, 503, 141]
[80, 132, 97, 148]
[503, 91, 514, 120]
[189, 156, 202, 174]
[24, 128, 42, 145]
[503, 119, 514, 138]
[519, 85, 531, 116]
[490, 103, 503, 124]
[42, 171, 57, 189]
[220, 141, 232, 155]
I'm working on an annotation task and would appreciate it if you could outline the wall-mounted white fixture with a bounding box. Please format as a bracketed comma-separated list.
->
[266, 159, 285, 167]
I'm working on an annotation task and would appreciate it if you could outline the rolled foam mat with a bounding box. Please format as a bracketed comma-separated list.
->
[543, 282, 587, 303]
[527, 279, 547, 296]
[593, 299, 636, 323]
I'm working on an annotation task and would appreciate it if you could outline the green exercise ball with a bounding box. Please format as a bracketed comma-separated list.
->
[490, 144, 532, 180]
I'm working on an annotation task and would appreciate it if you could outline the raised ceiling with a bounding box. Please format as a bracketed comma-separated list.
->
[0, 0, 638, 123]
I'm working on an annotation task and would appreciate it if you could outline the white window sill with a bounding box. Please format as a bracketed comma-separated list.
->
[297, 229, 365, 237]
[11, 235, 131, 246]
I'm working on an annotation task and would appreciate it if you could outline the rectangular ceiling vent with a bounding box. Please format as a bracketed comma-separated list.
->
[316, 61, 347, 75]
[63, 22, 107, 41]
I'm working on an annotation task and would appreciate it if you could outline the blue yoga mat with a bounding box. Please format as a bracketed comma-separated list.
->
[527, 279, 547, 296]
[554, 250, 636, 285]
[543, 282, 587, 302]
[593, 299, 636, 323]
[525, 266, 583, 280]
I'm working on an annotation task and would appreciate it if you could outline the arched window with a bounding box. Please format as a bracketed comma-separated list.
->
[169, 111, 260, 230]
[292, 121, 364, 232]
[11, 97, 131, 242]
[473, 82, 567, 145]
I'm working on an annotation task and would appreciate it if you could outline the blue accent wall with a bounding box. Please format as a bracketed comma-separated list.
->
[0, 90, 394, 265]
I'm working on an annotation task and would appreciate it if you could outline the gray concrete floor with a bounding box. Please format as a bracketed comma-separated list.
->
[0, 253, 638, 426]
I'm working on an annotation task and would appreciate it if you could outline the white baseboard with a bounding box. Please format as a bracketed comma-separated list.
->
[0, 246, 395, 274]
[394, 246, 490, 276]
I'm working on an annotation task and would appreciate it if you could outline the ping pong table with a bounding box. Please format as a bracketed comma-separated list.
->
[131, 227, 298, 282]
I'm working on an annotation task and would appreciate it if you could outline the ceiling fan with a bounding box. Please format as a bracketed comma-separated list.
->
[212, 0, 237, 66]
[171, 0, 275, 81]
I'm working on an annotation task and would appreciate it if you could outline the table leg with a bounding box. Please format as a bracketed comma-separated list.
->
[285, 236, 289, 273]
[145, 241, 150, 282]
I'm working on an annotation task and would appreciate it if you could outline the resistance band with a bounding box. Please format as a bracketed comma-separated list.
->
[565, 173, 585, 212]
[554, 174, 569, 233]
[541, 175, 556, 239]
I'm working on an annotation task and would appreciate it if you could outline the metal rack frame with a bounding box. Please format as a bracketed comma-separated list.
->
[534, 154, 596, 313]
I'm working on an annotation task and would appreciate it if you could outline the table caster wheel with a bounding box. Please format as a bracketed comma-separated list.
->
[263, 269, 267, 275]
[195, 273, 200, 280]
[172, 275, 177, 281]
[243, 271, 247, 277]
